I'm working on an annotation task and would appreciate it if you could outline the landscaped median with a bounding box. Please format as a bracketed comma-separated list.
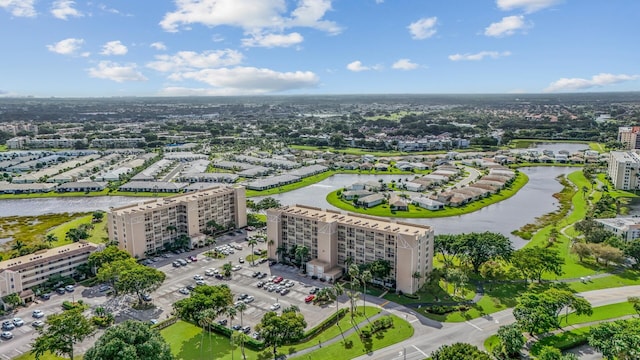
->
[325, 171, 528, 218]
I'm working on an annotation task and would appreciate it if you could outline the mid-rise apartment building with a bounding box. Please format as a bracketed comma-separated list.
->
[108, 186, 246, 258]
[90, 137, 146, 149]
[608, 151, 640, 190]
[595, 217, 640, 242]
[618, 126, 640, 150]
[266, 205, 434, 294]
[0, 242, 101, 300]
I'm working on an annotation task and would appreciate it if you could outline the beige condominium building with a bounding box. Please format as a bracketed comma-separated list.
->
[266, 205, 434, 294]
[108, 185, 246, 258]
[608, 151, 640, 190]
[0, 241, 101, 301]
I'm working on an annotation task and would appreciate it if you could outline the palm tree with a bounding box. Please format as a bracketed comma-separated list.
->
[206, 237, 217, 255]
[360, 270, 372, 313]
[247, 238, 258, 266]
[332, 282, 345, 333]
[348, 264, 360, 320]
[236, 301, 247, 327]
[198, 309, 217, 354]
[276, 245, 287, 263]
[44, 233, 57, 247]
[231, 331, 246, 360]
[226, 305, 237, 332]
[295, 245, 309, 270]
[11, 239, 25, 252]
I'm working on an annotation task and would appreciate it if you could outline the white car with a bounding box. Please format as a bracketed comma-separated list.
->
[32, 310, 44, 318]
[269, 303, 281, 311]
[193, 275, 204, 281]
[0, 331, 12, 340]
[32, 321, 44, 328]
[178, 288, 190, 295]
[12, 318, 24, 327]
[243, 296, 255, 304]
[204, 268, 217, 276]
[231, 265, 241, 271]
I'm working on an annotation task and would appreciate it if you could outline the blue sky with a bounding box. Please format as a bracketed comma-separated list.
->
[0, 0, 638, 97]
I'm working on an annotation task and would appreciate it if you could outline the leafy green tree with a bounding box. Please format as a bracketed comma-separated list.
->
[256, 197, 282, 212]
[430, 342, 491, 360]
[628, 296, 640, 315]
[369, 259, 392, 280]
[459, 232, 513, 274]
[222, 262, 233, 278]
[117, 264, 166, 304]
[172, 284, 233, 322]
[624, 240, 640, 269]
[570, 241, 592, 263]
[66, 227, 89, 243]
[434, 234, 464, 268]
[96, 258, 138, 295]
[511, 246, 564, 283]
[84, 320, 173, 360]
[588, 318, 640, 360]
[537, 346, 579, 360]
[92, 211, 104, 223]
[479, 260, 507, 290]
[495, 324, 525, 359]
[88, 245, 131, 271]
[2, 292, 22, 308]
[32, 308, 95, 360]
[256, 310, 307, 359]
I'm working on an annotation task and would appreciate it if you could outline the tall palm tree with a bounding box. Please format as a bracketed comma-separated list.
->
[332, 282, 345, 329]
[236, 302, 247, 326]
[222, 262, 233, 278]
[360, 270, 372, 312]
[226, 305, 237, 332]
[198, 309, 217, 355]
[276, 245, 287, 263]
[348, 264, 360, 320]
[247, 238, 258, 266]
[295, 245, 309, 270]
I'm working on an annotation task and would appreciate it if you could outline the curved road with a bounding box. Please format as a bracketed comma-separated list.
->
[354, 285, 640, 360]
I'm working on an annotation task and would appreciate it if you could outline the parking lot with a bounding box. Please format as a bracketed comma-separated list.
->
[149, 233, 340, 334]
[0, 230, 343, 358]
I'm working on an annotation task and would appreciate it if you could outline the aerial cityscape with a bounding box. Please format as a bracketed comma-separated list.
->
[1, 1, 640, 360]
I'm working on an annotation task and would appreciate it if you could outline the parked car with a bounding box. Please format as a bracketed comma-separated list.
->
[172, 261, 181, 268]
[309, 287, 320, 295]
[32, 321, 44, 328]
[305, 295, 316, 303]
[186, 284, 196, 291]
[205, 268, 217, 276]
[242, 326, 251, 334]
[251, 271, 261, 278]
[195, 280, 206, 286]
[32, 310, 44, 318]
[12, 318, 24, 327]
[189, 255, 198, 262]
[40, 293, 51, 300]
[273, 276, 283, 284]
[149, 319, 159, 325]
[243, 296, 255, 303]
[238, 258, 245, 264]
[0, 331, 13, 340]
[1, 321, 15, 331]
[232, 324, 242, 330]
[269, 303, 281, 311]
[98, 285, 111, 292]
[55, 287, 66, 295]
[279, 288, 290, 295]
[193, 274, 204, 281]
[237, 293, 248, 300]
[217, 319, 227, 326]
[178, 288, 190, 295]
[142, 294, 152, 302]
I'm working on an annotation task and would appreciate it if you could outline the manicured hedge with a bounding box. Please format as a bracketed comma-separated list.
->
[529, 327, 591, 355]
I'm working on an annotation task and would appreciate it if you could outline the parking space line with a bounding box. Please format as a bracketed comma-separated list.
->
[380, 300, 390, 307]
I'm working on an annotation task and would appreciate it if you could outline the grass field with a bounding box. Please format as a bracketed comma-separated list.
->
[326, 171, 528, 218]
[290, 314, 414, 360]
[12, 352, 77, 360]
[160, 307, 385, 360]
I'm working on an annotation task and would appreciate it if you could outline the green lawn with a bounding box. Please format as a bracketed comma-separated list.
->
[290, 314, 414, 360]
[12, 352, 79, 360]
[47, 215, 108, 246]
[326, 172, 528, 219]
[160, 307, 385, 360]
[563, 301, 637, 326]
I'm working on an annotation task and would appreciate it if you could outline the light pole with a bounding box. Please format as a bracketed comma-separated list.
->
[403, 347, 406, 360]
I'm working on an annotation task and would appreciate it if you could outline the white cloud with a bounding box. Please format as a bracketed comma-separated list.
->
[147, 50, 244, 72]
[496, 0, 562, 13]
[392, 59, 419, 70]
[100, 41, 128, 56]
[448, 51, 512, 61]
[46, 38, 85, 56]
[150, 42, 167, 51]
[408, 17, 438, 40]
[51, 0, 83, 20]
[0, 0, 36, 17]
[242, 32, 303, 48]
[484, 15, 530, 37]
[160, 0, 341, 35]
[168, 67, 319, 94]
[88, 61, 147, 82]
[544, 73, 640, 92]
[347, 61, 370, 72]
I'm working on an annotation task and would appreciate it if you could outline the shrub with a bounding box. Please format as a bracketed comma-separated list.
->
[403, 292, 419, 299]
[62, 300, 87, 311]
[426, 305, 469, 315]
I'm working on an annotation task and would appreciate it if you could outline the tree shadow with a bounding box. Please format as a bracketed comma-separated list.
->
[176, 331, 232, 360]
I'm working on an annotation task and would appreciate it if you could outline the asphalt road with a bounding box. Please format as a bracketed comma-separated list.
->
[353, 285, 640, 360]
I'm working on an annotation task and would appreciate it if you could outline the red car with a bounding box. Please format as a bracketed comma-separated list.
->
[189, 255, 197, 262]
[305, 295, 315, 303]
[273, 276, 283, 284]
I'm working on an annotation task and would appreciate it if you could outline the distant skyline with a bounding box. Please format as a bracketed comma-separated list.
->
[0, 0, 638, 97]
